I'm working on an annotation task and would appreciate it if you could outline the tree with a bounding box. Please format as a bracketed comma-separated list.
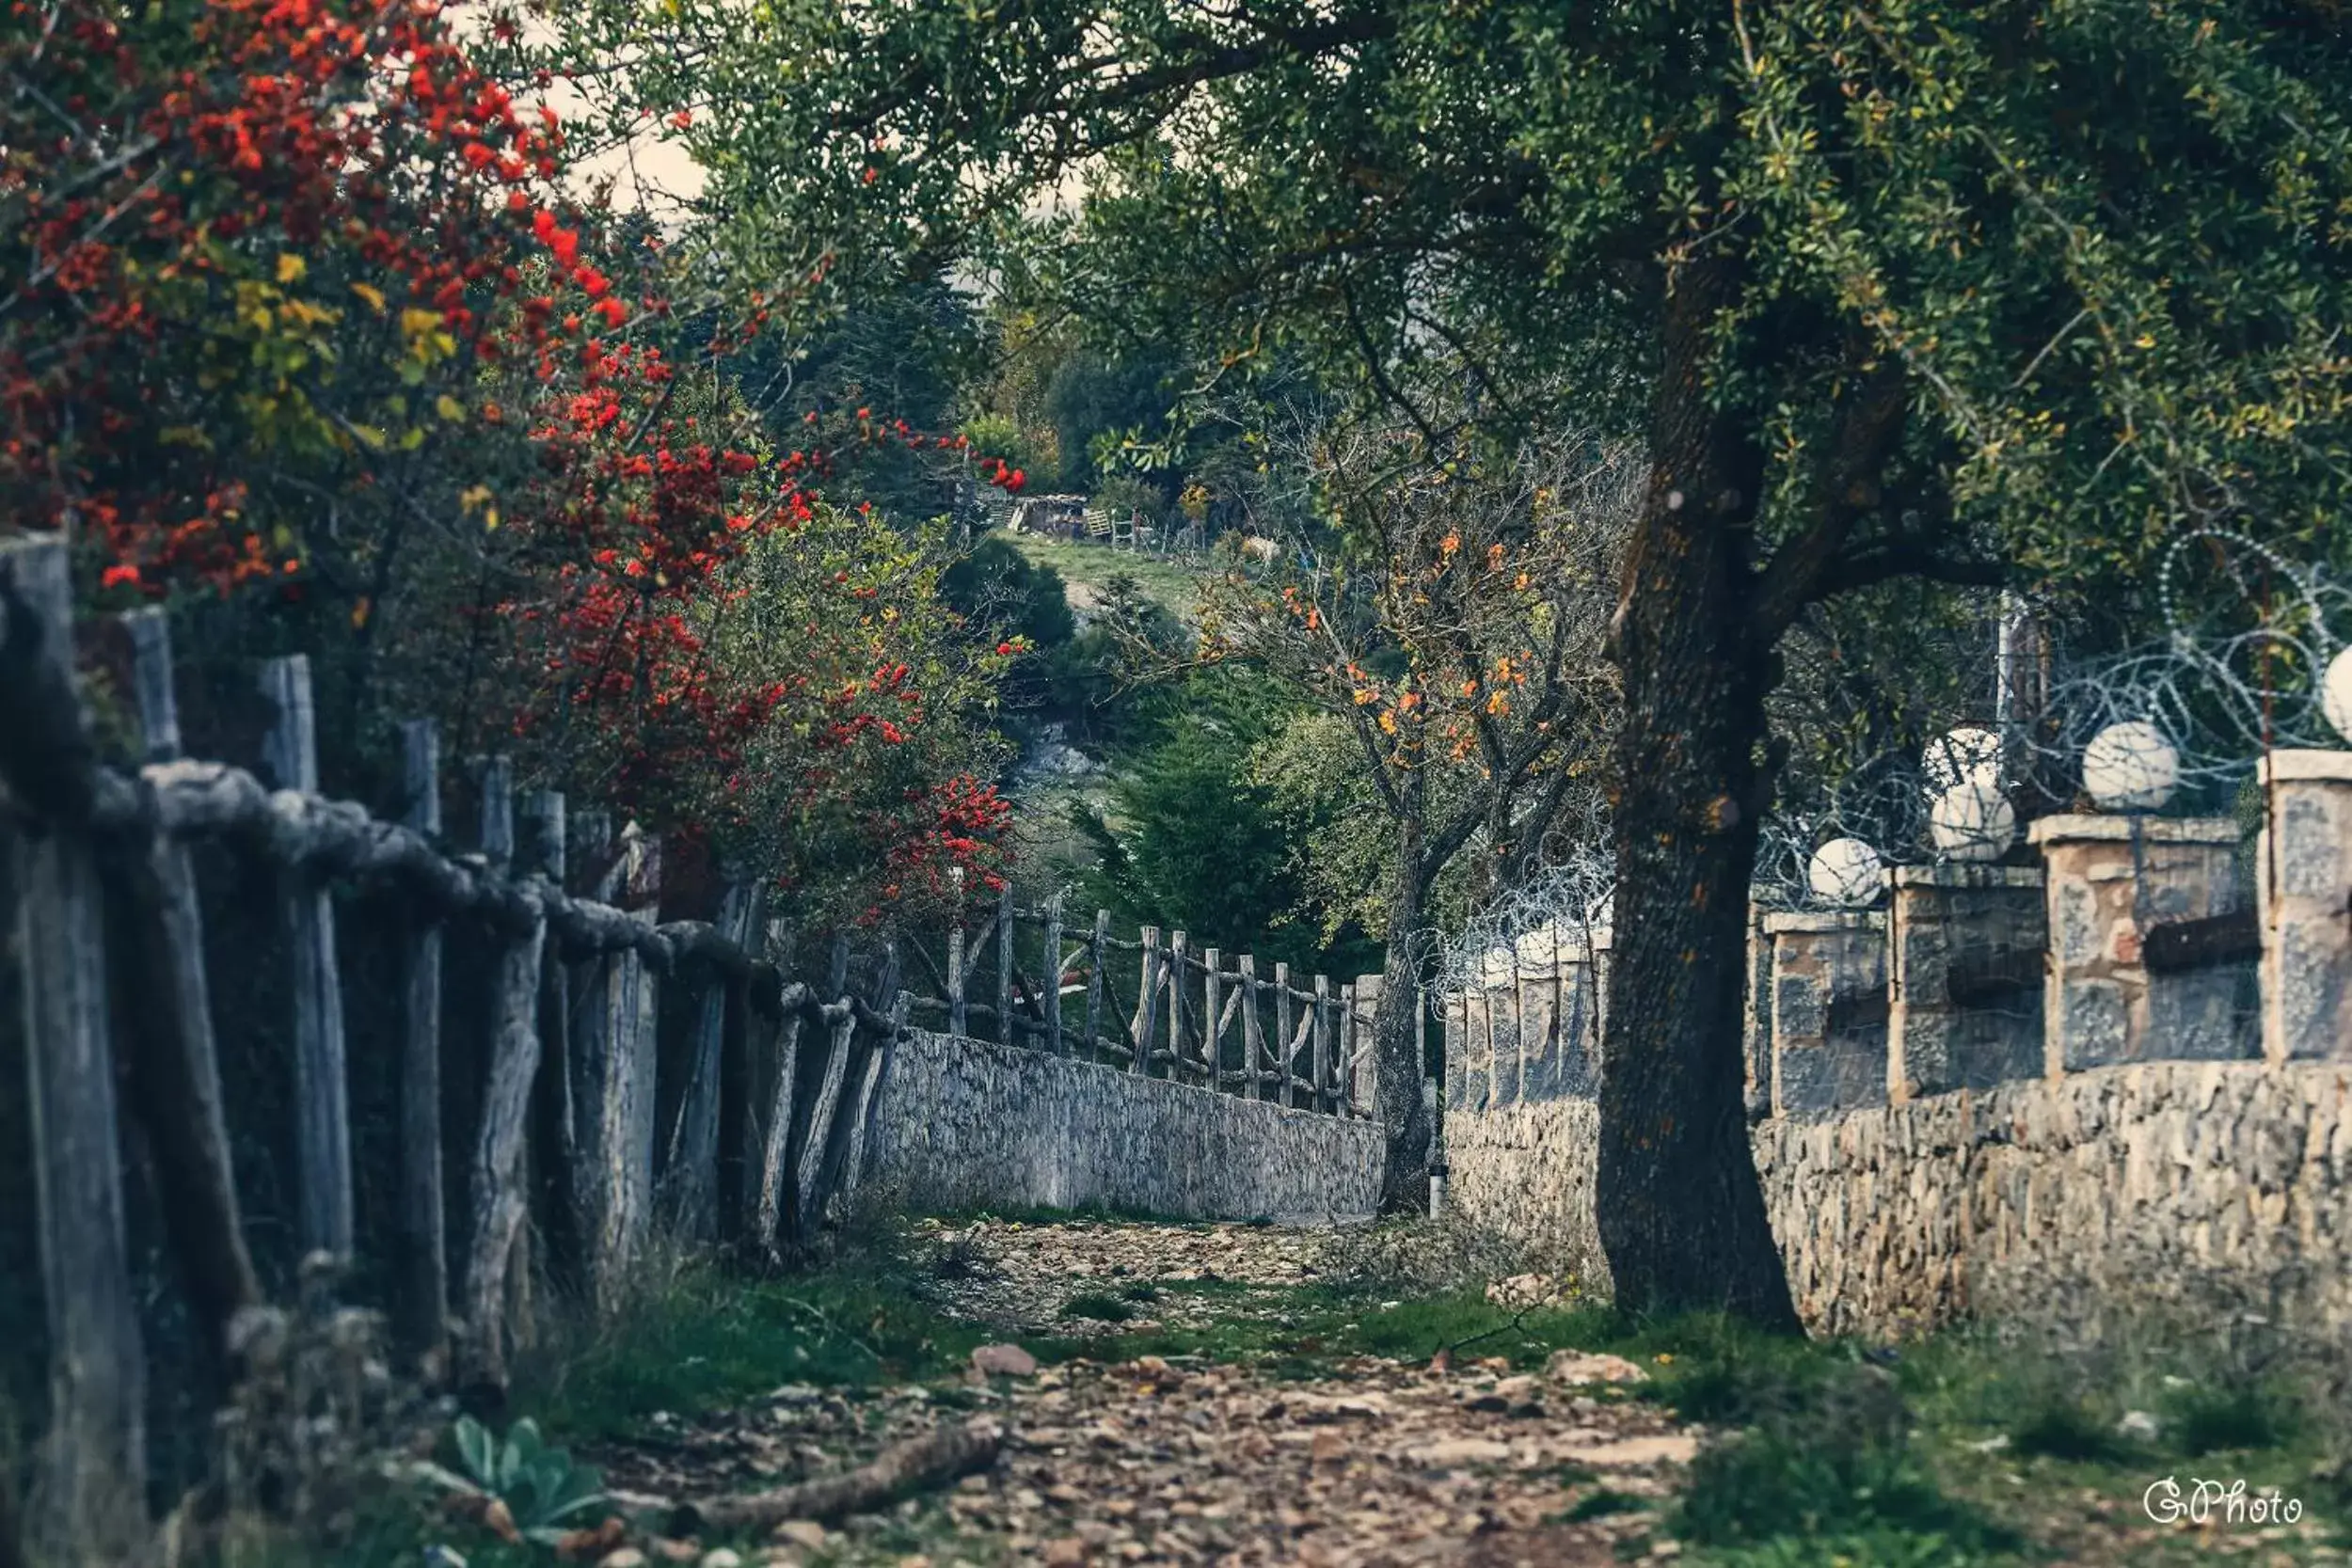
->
[1193, 418, 1629, 1207]
[5, 0, 1034, 936]
[551, 0, 2352, 1323]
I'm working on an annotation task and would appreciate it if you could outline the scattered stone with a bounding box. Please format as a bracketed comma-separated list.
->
[1407, 1437, 1516, 1466]
[2116, 1410, 2163, 1442]
[1486, 1273, 1569, 1309]
[1562, 1433, 1699, 1467]
[770, 1521, 827, 1550]
[595, 1551, 647, 1568]
[698, 1552, 742, 1568]
[648, 1540, 700, 1564]
[1965, 1434, 2011, 1453]
[1546, 1349, 1650, 1386]
[971, 1342, 1039, 1377]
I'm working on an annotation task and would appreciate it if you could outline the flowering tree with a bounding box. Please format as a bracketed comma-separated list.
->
[3, 0, 1025, 922]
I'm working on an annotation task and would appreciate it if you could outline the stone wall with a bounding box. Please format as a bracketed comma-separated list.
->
[1446, 1060, 2352, 1337]
[865, 1029, 1385, 1223]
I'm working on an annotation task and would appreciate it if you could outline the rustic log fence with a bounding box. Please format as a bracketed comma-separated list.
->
[0, 535, 921, 1551]
[903, 889, 1378, 1118]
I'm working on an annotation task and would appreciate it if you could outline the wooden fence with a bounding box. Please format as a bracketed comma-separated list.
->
[903, 883, 1380, 1118]
[0, 536, 915, 1553]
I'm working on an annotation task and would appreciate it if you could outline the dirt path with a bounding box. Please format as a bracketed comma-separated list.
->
[587, 1219, 1697, 1567]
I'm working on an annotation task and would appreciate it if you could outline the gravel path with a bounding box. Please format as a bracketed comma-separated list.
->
[583, 1220, 1695, 1568]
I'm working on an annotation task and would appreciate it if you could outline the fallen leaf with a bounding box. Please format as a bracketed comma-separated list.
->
[1545, 1350, 1649, 1386]
[557, 1519, 628, 1561]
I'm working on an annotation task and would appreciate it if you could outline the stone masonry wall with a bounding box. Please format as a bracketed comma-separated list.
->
[866, 1029, 1385, 1222]
[1447, 1061, 2352, 1337]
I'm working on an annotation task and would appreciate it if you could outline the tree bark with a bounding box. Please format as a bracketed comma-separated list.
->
[1371, 819, 1435, 1212]
[1597, 254, 1801, 1331]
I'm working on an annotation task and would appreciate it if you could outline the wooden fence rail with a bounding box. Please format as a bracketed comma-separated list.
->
[0, 535, 918, 1550]
[897, 893, 1378, 1118]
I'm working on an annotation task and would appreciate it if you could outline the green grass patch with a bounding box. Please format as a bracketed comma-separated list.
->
[1003, 532, 1209, 620]
[516, 1260, 990, 1441]
[2163, 1377, 2303, 1456]
[1058, 1291, 1137, 1323]
[1673, 1366, 2023, 1560]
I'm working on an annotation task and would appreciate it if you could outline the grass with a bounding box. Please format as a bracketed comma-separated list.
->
[516, 1259, 995, 1442]
[1002, 531, 1213, 622]
[246, 1218, 2352, 1568]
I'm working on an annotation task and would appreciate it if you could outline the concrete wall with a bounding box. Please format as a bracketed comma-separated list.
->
[865, 1029, 1385, 1223]
[1445, 1061, 2352, 1337]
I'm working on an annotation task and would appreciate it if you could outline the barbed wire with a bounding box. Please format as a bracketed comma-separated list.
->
[1442, 529, 2352, 979]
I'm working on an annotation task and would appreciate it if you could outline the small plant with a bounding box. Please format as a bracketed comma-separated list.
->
[1563, 1487, 1649, 1522]
[1119, 1281, 1162, 1304]
[2008, 1393, 2133, 1464]
[2165, 1380, 2299, 1456]
[1059, 1292, 1136, 1323]
[416, 1416, 610, 1545]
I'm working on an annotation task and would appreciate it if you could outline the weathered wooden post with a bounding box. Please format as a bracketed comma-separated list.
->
[1043, 894, 1065, 1055]
[1239, 956, 1267, 1101]
[1085, 909, 1109, 1060]
[1203, 947, 1225, 1091]
[1313, 975, 1334, 1112]
[521, 789, 579, 1281]
[582, 823, 660, 1312]
[667, 879, 758, 1237]
[113, 608, 260, 1365]
[997, 880, 1015, 1046]
[1345, 987, 1364, 1109]
[1349, 975, 1381, 1116]
[1167, 930, 1190, 1079]
[458, 760, 548, 1392]
[1274, 962, 1296, 1105]
[260, 653, 355, 1259]
[946, 878, 967, 1037]
[753, 944, 806, 1257]
[4, 538, 147, 1552]
[396, 719, 449, 1370]
[1132, 926, 1163, 1073]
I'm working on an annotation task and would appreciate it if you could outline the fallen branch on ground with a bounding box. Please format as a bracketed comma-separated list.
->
[669, 1419, 1004, 1537]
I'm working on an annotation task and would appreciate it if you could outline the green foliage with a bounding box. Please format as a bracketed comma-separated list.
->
[1071, 666, 1375, 974]
[1042, 351, 1178, 492]
[2005, 1393, 2136, 1465]
[2165, 1377, 2304, 1456]
[518, 1261, 991, 1441]
[1674, 1368, 2016, 1556]
[938, 534, 1078, 651]
[1058, 1292, 1138, 1323]
[436, 1418, 607, 1544]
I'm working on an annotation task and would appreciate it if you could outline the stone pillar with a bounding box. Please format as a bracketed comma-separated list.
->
[1457, 990, 1490, 1112]
[1742, 905, 1771, 1117]
[1766, 911, 1889, 1117]
[1486, 971, 1522, 1107]
[1554, 945, 1601, 1098]
[1443, 990, 1469, 1110]
[2257, 752, 2352, 1063]
[1886, 865, 2047, 1101]
[2028, 815, 2246, 1072]
[1591, 928, 1613, 1085]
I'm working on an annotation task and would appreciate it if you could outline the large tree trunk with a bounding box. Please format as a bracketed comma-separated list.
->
[1372, 817, 1434, 1212]
[1596, 257, 1801, 1331]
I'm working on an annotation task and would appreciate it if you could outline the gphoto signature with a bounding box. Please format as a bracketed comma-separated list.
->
[2142, 1475, 2305, 1526]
